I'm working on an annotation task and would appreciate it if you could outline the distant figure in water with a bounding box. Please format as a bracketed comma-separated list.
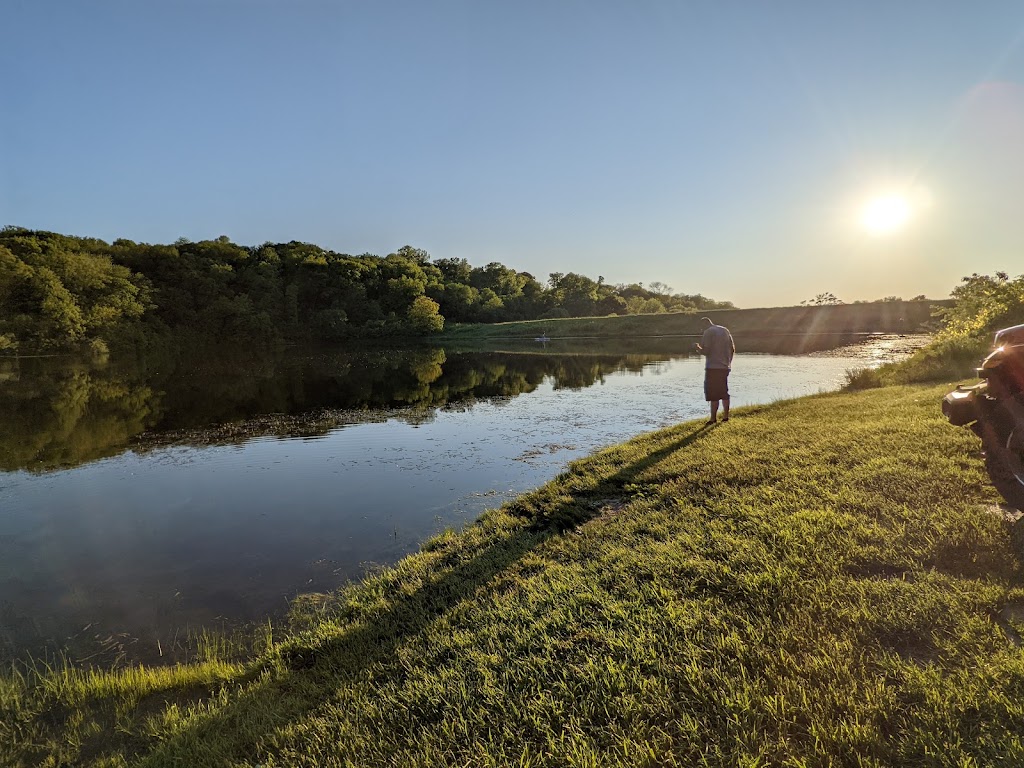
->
[695, 316, 735, 424]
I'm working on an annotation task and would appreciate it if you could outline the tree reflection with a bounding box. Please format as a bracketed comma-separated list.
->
[0, 345, 672, 472]
[0, 333, 889, 472]
[0, 357, 161, 471]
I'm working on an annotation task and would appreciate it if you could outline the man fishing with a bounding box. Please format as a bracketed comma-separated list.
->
[695, 316, 735, 424]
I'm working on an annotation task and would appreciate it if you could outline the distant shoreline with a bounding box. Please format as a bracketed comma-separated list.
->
[439, 299, 951, 342]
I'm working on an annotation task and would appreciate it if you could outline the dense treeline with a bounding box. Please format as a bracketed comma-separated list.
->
[0, 227, 733, 352]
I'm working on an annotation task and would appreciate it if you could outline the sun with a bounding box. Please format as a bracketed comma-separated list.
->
[861, 194, 911, 236]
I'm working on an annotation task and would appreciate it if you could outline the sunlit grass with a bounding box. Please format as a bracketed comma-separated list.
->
[4, 384, 1023, 766]
[844, 335, 988, 389]
[439, 302, 939, 343]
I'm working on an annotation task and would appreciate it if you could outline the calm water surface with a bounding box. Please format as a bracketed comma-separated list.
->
[0, 335, 926, 662]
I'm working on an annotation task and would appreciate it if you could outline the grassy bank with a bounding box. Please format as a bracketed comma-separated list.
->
[5, 383, 1024, 766]
[440, 300, 949, 342]
[845, 335, 989, 389]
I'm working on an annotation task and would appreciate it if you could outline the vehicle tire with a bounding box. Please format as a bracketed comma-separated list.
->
[984, 435, 1024, 512]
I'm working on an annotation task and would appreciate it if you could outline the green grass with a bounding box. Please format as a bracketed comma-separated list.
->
[5, 384, 1024, 766]
[439, 301, 945, 342]
[844, 335, 989, 390]
[437, 312, 699, 342]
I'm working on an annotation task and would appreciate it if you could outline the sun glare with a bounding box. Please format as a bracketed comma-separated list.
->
[861, 194, 911, 236]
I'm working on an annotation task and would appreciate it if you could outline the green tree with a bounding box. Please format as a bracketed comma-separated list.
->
[937, 272, 1024, 339]
[393, 245, 432, 266]
[801, 292, 843, 306]
[407, 295, 444, 334]
[434, 257, 473, 284]
[596, 294, 627, 316]
[626, 296, 667, 315]
[430, 282, 478, 323]
[647, 281, 672, 296]
[549, 272, 599, 317]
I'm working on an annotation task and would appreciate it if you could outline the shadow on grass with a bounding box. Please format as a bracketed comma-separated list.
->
[515, 420, 718, 531]
[133, 423, 714, 766]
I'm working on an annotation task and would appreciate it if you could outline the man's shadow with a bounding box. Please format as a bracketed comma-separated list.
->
[136, 423, 715, 765]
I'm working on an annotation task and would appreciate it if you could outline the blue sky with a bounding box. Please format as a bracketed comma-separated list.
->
[3, 1, 1023, 307]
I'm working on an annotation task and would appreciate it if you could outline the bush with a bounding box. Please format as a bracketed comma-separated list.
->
[843, 367, 884, 390]
[844, 335, 988, 390]
[895, 335, 988, 381]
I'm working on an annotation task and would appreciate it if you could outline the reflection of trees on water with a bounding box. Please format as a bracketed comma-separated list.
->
[147, 347, 670, 433]
[0, 333, 913, 472]
[0, 357, 161, 472]
[0, 346, 671, 472]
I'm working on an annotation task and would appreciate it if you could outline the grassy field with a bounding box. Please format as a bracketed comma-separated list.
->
[439, 300, 949, 342]
[4, 383, 1024, 767]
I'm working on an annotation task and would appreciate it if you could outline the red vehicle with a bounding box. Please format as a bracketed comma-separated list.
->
[943, 323, 1024, 510]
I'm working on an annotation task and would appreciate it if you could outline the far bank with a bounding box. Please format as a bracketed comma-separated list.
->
[440, 299, 951, 342]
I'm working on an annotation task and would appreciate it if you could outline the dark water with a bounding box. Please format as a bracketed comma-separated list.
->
[0, 334, 927, 664]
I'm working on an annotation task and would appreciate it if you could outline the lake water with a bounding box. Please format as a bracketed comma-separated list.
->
[0, 334, 927, 664]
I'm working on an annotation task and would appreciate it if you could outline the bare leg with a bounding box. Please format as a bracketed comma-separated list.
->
[722, 396, 730, 421]
[709, 400, 719, 423]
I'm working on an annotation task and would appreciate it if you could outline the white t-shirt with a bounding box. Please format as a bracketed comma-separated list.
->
[701, 324, 735, 370]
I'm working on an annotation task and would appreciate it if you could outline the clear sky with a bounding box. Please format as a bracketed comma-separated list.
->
[3, 1, 1023, 307]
